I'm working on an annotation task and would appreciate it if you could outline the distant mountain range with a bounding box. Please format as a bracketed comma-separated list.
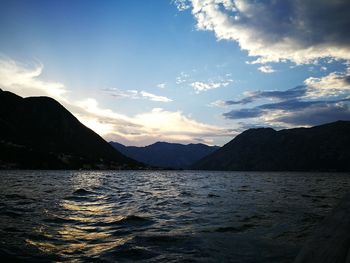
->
[110, 141, 219, 169]
[192, 121, 350, 171]
[2, 89, 349, 171]
[0, 89, 141, 169]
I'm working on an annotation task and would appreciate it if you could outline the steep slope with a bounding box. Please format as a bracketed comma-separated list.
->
[0, 89, 141, 169]
[192, 121, 350, 171]
[110, 141, 219, 169]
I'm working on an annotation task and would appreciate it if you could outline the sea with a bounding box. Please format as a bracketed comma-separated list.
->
[0, 170, 349, 262]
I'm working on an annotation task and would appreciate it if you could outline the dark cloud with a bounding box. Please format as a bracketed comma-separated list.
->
[294, 0, 350, 46]
[259, 99, 322, 111]
[224, 86, 306, 105]
[223, 108, 262, 119]
[219, 65, 350, 128]
[222, 91, 319, 120]
[258, 86, 307, 100]
[345, 75, 350, 84]
[275, 102, 350, 126]
[188, 0, 350, 63]
[223, 98, 350, 126]
[224, 97, 255, 105]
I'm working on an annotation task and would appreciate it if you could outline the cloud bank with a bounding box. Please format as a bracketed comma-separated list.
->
[217, 70, 350, 127]
[176, 0, 350, 64]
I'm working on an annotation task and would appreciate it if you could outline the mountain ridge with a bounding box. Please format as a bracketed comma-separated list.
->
[110, 141, 219, 169]
[192, 120, 350, 171]
[0, 89, 141, 169]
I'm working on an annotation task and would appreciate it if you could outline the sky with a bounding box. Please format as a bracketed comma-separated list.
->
[0, 0, 350, 146]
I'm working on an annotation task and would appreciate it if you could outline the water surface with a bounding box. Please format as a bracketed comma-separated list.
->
[0, 171, 349, 262]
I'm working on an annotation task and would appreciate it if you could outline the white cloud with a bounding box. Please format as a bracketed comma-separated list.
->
[156, 83, 166, 89]
[304, 71, 350, 98]
[105, 88, 172, 102]
[190, 80, 229, 93]
[0, 58, 68, 101]
[0, 57, 231, 146]
[177, 0, 350, 64]
[76, 98, 136, 124]
[75, 103, 230, 146]
[140, 91, 172, 102]
[176, 72, 190, 84]
[172, 0, 191, 11]
[130, 107, 228, 144]
[209, 100, 229, 108]
[258, 65, 275, 73]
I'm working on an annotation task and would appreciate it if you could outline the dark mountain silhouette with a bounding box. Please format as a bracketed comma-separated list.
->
[110, 141, 219, 169]
[0, 89, 142, 169]
[192, 121, 350, 171]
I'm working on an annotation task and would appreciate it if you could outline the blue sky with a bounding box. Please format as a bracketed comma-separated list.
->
[1, 0, 350, 146]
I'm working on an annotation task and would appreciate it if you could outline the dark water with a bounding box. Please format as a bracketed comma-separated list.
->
[0, 171, 349, 262]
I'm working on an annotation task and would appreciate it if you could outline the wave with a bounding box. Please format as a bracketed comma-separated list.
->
[94, 215, 155, 228]
[215, 223, 255, 233]
[72, 189, 97, 196]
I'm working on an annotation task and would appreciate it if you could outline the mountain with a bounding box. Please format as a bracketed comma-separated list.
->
[0, 89, 141, 169]
[192, 121, 350, 171]
[110, 141, 219, 169]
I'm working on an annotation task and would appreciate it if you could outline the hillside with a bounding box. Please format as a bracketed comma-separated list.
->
[192, 121, 350, 171]
[0, 89, 141, 169]
[110, 141, 219, 169]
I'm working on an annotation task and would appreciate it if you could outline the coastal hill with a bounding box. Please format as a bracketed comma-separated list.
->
[0, 89, 141, 169]
[192, 121, 350, 171]
[110, 141, 219, 169]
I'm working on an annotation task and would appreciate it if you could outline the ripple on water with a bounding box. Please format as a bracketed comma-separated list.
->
[1, 211, 23, 218]
[100, 244, 159, 261]
[73, 188, 97, 196]
[214, 223, 256, 233]
[43, 216, 79, 224]
[93, 215, 155, 228]
[207, 193, 220, 198]
[1, 171, 350, 263]
[4, 194, 26, 199]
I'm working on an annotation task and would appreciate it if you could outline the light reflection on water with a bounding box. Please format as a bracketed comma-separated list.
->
[0, 170, 349, 262]
[27, 172, 132, 259]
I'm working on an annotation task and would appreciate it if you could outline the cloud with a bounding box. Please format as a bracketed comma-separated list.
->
[172, 0, 191, 11]
[0, 58, 68, 101]
[209, 99, 230, 108]
[75, 103, 232, 146]
[156, 83, 166, 89]
[258, 65, 275, 73]
[304, 71, 350, 98]
[176, 72, 190, 84]
[139, 91, 172, 102]
[130, 107, 229, 144]
[273, 101, 350, 126]
[212, 85, 307, 107]
[176, 70, 234, 93]
[105, 88, 172, 102]
[0, 57, 231, 146]
[223, 107, 262, 119]
[176, 0, 350, 64]
[190, 80, 230, 93]
[223, 99, 350, 126]
[218, 68, 350, 127]
[212, 69, 350, 108]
